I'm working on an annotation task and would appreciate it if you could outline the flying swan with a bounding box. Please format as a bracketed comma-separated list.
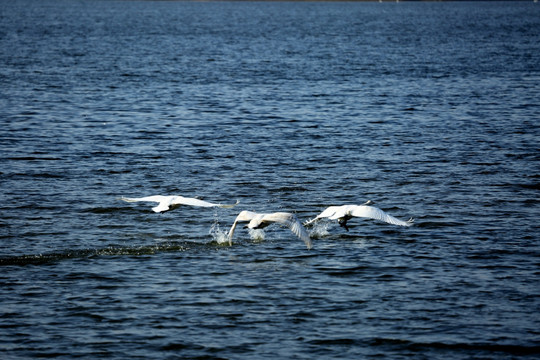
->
[120, 195, 238, 213]
[304, 201, 413, 231]
[227, 211, 312, 250]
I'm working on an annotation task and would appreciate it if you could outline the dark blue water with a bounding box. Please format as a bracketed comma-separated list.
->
[1, 1, 539, 358]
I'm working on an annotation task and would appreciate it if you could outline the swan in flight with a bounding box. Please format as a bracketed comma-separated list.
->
[228, 211, 312, 249]
[120, 195, 238, 213]
[304, 201, 413, 231]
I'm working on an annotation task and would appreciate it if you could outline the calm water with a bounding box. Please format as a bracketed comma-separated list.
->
[1, 0, 539, 358]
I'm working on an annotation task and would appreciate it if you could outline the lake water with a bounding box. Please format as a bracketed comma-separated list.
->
[1, 0, 539, 358]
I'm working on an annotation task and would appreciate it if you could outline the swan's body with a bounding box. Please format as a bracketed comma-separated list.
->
[120, 195, 238, 213]
[228, 211, 312, 249]
[304, 202, 413, 231]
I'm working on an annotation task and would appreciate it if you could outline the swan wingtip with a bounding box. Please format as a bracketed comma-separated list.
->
[218, 200, 240, 209]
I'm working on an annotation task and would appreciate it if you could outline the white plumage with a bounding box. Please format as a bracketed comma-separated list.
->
[228, 210, 312, 250]
[304, 202, 413, 231]
[120, 195, 238, 213]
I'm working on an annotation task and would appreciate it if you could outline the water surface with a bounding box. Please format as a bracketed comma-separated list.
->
[1, 1, 539, 358]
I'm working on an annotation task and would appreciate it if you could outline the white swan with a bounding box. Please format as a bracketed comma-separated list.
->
[228, 211, 312, 250]
[304, 201, 413, 231]
[120, 195, 238, 213]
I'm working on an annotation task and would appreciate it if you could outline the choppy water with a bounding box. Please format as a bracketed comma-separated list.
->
[1, 1, 539, 358]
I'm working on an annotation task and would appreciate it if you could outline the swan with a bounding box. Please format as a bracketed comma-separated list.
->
[120, 195, 238, 213]
[304, 201, 413, 231]
[227, 211, 312, 249]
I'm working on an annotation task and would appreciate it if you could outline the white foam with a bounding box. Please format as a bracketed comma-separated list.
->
[209, 221, 229, 245]
[309, 222, 330, 239]
[248, 228, 265, 241]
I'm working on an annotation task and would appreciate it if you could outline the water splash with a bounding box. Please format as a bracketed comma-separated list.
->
[248, 228, 265, 242]
[309, 222, 330, 239]
[209, 220, 230, 245]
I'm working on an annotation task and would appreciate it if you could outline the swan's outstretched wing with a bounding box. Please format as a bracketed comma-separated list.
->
[120, 195, 172, 212]
[120, 195, 167, 203]
[304, 206, 343, 226]
[227, 211, 257, 245]
[263, 213, 312, 250]
[121, 195, 238, 213]
[351, 205, 413, 227]
[171, 196, 239, 209]
[217, 200, 240, 209]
